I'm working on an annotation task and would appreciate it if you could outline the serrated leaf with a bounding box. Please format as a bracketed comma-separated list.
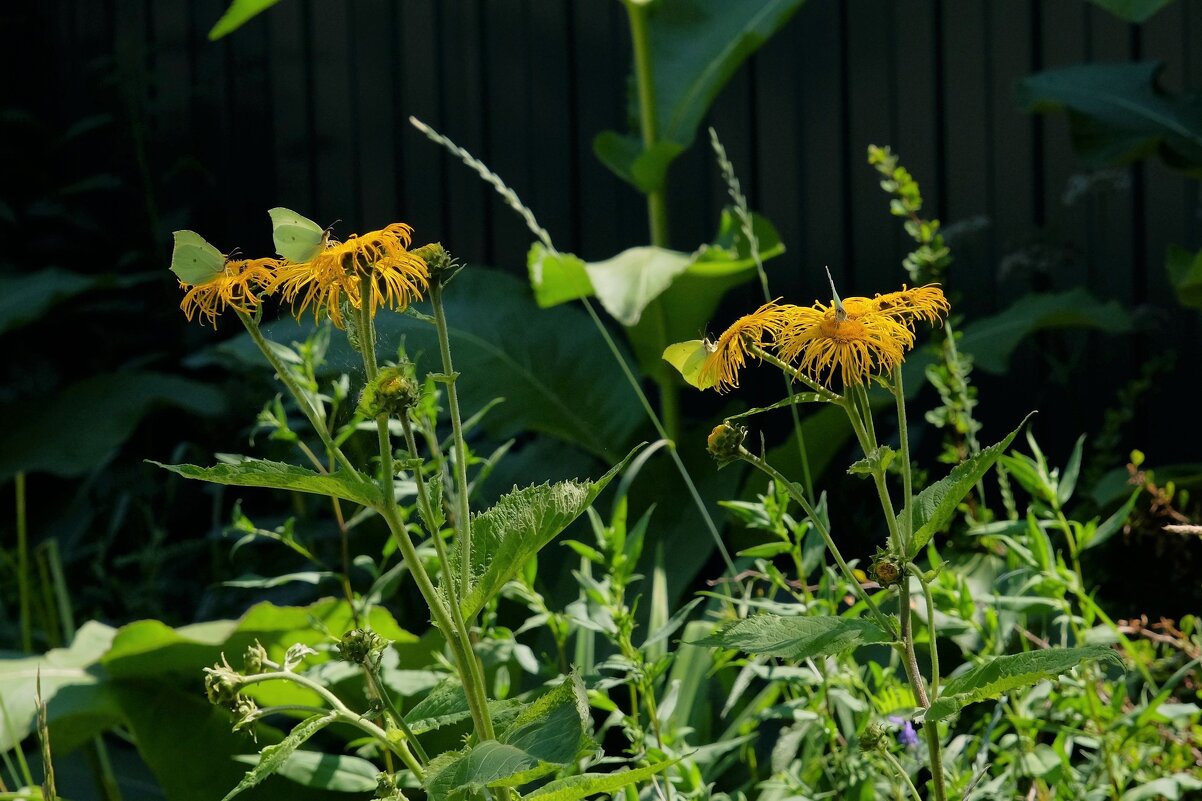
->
[848, 446, 896, 477]
[925, 645, 1123, 722]
[902, 414, 1033, 558]
[222, 713, 337, 801]
[692, 615, 892, 660]
[403, 677, 522, 735]
[457, 447, 642, 618]
[150, 458, 380, 508]
[523, 760, 679, 801]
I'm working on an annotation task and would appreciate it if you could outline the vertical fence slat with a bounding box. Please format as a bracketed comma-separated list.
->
[351, 0, 399, 227]
[397, 0, 443, 244]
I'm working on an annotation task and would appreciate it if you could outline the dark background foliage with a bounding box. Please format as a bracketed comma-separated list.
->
[3, 0, 1201, 631]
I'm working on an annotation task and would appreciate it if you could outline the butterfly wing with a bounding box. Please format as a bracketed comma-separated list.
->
[269, 207, 327, 262]
[662, 339, 715, 390]
[170, 230, 226, 285]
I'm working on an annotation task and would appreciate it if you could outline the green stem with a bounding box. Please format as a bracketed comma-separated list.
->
[879, 748, 923, 801]
[737, 448, 896, 637]
[236, 310, 359, 478]
[352, 288, 495, 744]
[15, 472, 31, 653]
[363, 666, 430, 765]
[894, 367, 914, 556]
[907, 564, 940, 700]
[429, 281, 474, 606]
[847, 384, 905, 552]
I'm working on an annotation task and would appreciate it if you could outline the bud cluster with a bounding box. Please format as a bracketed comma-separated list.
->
[358, 366, 422, 419]
[707, 422, 747, 467]
[337, 627, 388, 668]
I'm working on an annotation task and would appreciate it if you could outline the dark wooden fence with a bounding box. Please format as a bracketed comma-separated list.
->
[25, 0, 1202, 457]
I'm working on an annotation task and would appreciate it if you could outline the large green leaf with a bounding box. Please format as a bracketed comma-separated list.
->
[458, 448, 640, 618]
[0, 267, 95, 334]
[423, 674, 590, 801]
[403, 676, 522, 735]
[1017, 62, 1202, 177]
[0, 372, 226, 481]
[0, 621, 120, 754]
[596, 0, 807, 188]
[208, 0, 282, 40]
[902, 415, 1034, 557]
[528, 210, 784, 333]
[1167, 244, 1202, 311]
[958, 289, 1133, 374]
[1087, 0, 1175, 24]
[524, 760, 679, 801]
[151, 458, 381, 508]
[692, 615, 893, 660]
[926, 645, 1123, 722]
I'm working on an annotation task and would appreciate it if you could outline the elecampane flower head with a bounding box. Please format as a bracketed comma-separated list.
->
[868, 283, 949, 328]
[775, 296, 915, 388]
[700, 301, 792, 392]
[273, 222, 429, 328]
[179, 257, 280, 328]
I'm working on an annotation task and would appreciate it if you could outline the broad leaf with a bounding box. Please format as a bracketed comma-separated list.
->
[1017, 62, 1202, 177]
[209, 0, 282, 40]
[1087, 0, 1175, 24]
[423, 674, 589, 801]
[692, 615, 892, 660]
[926, 645, 1123, 722]
[458, 448, 641, 618]
[0, 372, 226, 481]
[902, 414, 1033, 557]
[524, 760, 679, 801]
[596, 0, 806, 188]
[151, 458, 380, 508]
[0, 621, 120, 754]
[958, 289, 1133, 374]
[586, 247, 694, 327]
[221, 713, 337, 800]
[1167, 244, 1202, 310]
[403, 676, 522, 735]
[232, 750, 379, 793]
[0, 268, 96, 334]
[528, 246, 593, 308]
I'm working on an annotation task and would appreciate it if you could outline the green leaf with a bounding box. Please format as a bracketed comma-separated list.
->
[1017, 62, 1202, 177]
[150, 457, 381, 508]
[958, 289, 1134, 374]
[423, 675, 590, 800]
[232, 751, 379, 793]
[0, 372, 227, 481]
[0, 621, 121, 754]
[586, 247, 694, 327]
[269, 207, 328, 263]
[597, 0, 806, 187]
[528, 245, 593, 308]
[1122, 774, 1202, 801]
[926, 645, 1123, 722]
[208, 0, 282, 40]
[221, 713, 337, 801]
[692, 615, 893, 660]
[458, 448, 641, 618]
[403, 677, 522, 735]
[524, 760, 679, 801]
[171, 229, 226, 285]
[902, 414, 1033, 558]
[1087, 0, 1176, 24]
[0, 268, 97, 334]
[1167, 244, 1202, 310]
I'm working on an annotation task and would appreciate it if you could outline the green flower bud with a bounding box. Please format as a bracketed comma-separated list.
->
[203, 658, 242, 706]
[358, 366, 421, 419]
[870, 549, 903, 587]
[375, 772, 404, 799]
[860, 721, 888, 752]
[243, 640, 269, 675]
[337, 628, 387, 666]
[707, 422, 746, 467]
[411, 242, 455, 283]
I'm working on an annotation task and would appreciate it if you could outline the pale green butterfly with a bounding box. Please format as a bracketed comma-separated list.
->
[661, 339, 716, 390]
[170, 230, 226, 285]
[269, 207, 330, 263]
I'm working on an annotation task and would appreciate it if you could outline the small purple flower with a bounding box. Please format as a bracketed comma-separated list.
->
[888, 715, 920, 749]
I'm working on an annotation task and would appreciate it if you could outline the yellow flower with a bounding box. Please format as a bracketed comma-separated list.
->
[273, 222, 429, 327]
[776, 298, 916, 387]
[700, 301, 791, 392]
[179, 258, 281, 328]
[868, 284, 949, 328]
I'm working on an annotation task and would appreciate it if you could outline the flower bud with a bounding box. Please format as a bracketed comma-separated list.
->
[337, 627, 387, 666]
[860, 721, 888, 752]
[243, 640, 269, 675]
[707, 422, 746, 467]
[870, 549, 903, 587]
[204, 660, 241, 706]
[358, 366, 422, 419]
[411, 242, 454, 282]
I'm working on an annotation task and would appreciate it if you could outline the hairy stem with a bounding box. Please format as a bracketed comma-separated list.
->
[879, 748, 923, 801]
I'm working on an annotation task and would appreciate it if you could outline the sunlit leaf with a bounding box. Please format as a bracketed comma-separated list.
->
[692, 615, 893, 660]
